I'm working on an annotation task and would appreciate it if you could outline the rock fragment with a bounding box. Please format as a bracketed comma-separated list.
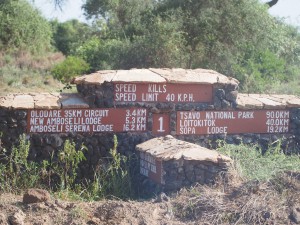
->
[23, 189, 51, 204]
[9, 210, 25, 225]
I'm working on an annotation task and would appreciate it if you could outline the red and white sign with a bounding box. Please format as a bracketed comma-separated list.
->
[27, 108, 148, 133]
[114, 83, 213, 103]
[152, 114, 170, 136]
[177, 110, 290, 135]
[140, 152, 163, 184]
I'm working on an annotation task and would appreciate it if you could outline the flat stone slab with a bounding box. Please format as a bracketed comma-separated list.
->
[0, 93, 89, 109]
[136, 135, 231, 164]
[150, 68, 239, 85]
[0, 94, 15, 109]
[33, 93, 61, 109]
[236, 94, 264, 109]
[12, 95, 34, 109]
[112, 69, 166, 83]
[72, 68, 239, 85]
[266, 94, 297, 103]
[59, 93, 89, 109]
[72, 70, 116, 85]
[287, 97, 300, 107]
[248, 94, 286, 109]
[236, 93, 300, 109]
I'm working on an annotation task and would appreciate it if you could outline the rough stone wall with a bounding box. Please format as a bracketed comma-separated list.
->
[1, 78, 300, 186]
[75, 83, 300, 153]
[213, 83, 239, 109]
[1, 91, 300, 181]
[1, 106, 300, 184]
[0, 109, 111, 179]
[162, 159, 229, 191]
[77, 83, 114, 108]
[291, 108, 300, 149]
[2, 67, 300, 193]
[0, 107, 298, 196]
[0, 109, 27, 150]
[76, 82, 238, 110]
[0, 108, 156, 180]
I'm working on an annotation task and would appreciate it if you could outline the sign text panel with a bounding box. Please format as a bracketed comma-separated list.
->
[177, 110, 290, 135]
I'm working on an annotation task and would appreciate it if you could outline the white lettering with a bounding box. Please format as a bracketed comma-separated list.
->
[115, 93, 137, 101]
[207, 126, 228, 134]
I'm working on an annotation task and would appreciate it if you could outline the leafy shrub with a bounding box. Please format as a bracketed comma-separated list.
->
[51, 56, 90, 83]
[217, 142, 300, 181]
[0, 134, 42, 192]
[51, 19, 97, 56]
[84, 135, 135, 200]
[56, 140, 87, 190]
[0, 0, 52, 53]
[233, 49, 288, 92]
[104, 135, 134, 198]
[75, 38, 129, 71]
[0, 133, 137, 200]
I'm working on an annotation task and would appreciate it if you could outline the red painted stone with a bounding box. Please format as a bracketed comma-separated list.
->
[152, 114, 170, 136]
[27, 108, 148, 133]
[114, 83, 213, 103]
[140, 152, 163, 184]
[177, 110, 290, 135]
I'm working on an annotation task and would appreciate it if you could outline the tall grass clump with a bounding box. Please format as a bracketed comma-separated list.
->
[85, 135, 136, 200]
[105, 135, 134, 198]
[57, 140, 87, 190]
[0, 134, 42, 192]
[0, 134, 136, 200]
[0, 135, 87, 195]
[217, 141, 300, 182]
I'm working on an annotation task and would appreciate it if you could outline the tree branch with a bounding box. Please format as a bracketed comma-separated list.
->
[266, 0, 279, 8]
[54, 0, 66, 10]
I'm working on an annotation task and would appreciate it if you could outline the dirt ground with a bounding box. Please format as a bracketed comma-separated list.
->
[0, 192, 186, 225]
[0, 173, 299, 225]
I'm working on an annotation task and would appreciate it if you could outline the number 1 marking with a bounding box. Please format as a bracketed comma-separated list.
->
[157, 117, 165, 132]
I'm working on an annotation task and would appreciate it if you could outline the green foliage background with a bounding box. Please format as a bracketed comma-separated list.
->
[51, 56, 90, 83]
[0, 0, 52, 53]
[0, 0, 300, 91]
[0, 0, 300, 200]
[78, 0, 300, 92]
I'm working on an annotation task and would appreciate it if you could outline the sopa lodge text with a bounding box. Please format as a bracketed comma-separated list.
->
[177, 110, 289, 135]
[28, 108, 148, 133]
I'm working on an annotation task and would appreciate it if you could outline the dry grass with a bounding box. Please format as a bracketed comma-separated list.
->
[0, 51, 65, 94]
[172, 168, 300, 225]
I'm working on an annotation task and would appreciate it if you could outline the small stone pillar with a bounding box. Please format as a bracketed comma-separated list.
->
[136, 135, 232, 191]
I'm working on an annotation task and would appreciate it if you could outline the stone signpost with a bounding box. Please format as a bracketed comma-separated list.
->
[114, 83, 212, 103]
[177, 110, 290, 135]
[1, 68, 300, 189]
[27, 108, 147, 133]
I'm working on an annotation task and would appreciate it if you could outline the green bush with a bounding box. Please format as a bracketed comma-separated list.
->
[0, 134, 42, 192]
[217, 142, 300, 181]
[104, 135, 134, 198]
[51, 19, 97, 56]
[84, 135, 135, 200]
[56, 140, 87, 190]
[51, 56, 90, 83]
[0, 132, 137, 200]
[0, 0, 52, 53]
[75, 38, 129, 71]
[232, 49, 288, 92]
